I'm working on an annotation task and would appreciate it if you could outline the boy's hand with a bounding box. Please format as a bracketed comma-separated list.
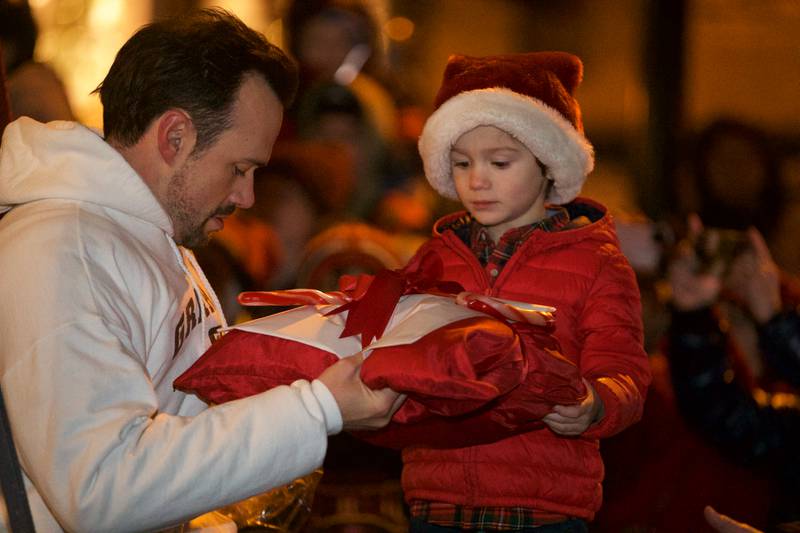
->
[318, 353, 406, 431]
[542, 379, 604, 436]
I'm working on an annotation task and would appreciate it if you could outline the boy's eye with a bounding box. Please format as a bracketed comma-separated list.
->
[452, 160, 469, 169]
[492, 161, 510, 169]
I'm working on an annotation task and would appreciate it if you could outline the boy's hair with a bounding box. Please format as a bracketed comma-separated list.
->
[418, 52, 594, 205]
[95, 8, 298, 153]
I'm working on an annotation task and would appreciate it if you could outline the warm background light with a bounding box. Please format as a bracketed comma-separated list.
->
[383, 16, 414, 42]
[31, 0, 150, 129]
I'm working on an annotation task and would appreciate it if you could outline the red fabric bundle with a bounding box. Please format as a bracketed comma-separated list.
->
[175, 330, 338, 406]
[356, 324, 585, 449]
[175, 293, 529, 420]
[174, 265, 586, 449]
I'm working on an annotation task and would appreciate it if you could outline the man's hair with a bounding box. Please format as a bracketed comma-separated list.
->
[95, 8, 298, 152]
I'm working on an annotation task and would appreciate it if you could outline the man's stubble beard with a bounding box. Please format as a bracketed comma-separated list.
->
[165, 162, 235, 249]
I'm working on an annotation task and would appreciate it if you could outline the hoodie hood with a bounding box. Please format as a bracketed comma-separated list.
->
[0, 117, 173, 234]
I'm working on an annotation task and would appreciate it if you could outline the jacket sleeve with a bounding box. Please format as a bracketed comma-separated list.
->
[0, 229, 338, 532]
[578, 248, 652, 439]
[667, 306, 800, 466]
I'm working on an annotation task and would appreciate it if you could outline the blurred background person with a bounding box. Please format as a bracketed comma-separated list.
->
[679, 118, 783, 239]
[593, 114, 800, 530]
[0, 0, 73, 122]
[663, 218, 800, 531]
[294, 81, 407, 220]
[281, 0, 427, 226]
[283, 0, 398, 142]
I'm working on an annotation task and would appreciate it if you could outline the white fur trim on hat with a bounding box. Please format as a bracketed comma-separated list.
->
[418, 88, 594, 205]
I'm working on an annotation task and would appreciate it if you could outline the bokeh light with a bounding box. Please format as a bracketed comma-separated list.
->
[383, 16, 414, 42]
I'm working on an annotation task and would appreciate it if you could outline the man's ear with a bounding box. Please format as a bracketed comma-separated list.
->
[156, 110, 197, 166]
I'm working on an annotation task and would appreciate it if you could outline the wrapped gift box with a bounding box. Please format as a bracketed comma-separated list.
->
[175, 270, 586, 448]
[176, 293, 527, 416]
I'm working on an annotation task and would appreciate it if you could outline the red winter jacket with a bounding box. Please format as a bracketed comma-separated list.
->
[400, 197, 652, 520]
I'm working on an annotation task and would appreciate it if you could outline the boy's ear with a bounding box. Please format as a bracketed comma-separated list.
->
[156, 109, 197, 166]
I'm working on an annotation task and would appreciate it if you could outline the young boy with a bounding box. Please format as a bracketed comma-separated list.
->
[401, 52, 652, 531]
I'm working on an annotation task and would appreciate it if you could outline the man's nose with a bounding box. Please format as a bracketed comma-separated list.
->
[230, 173, 255, 209]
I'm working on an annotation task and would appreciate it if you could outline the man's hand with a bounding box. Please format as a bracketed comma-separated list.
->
[542, 379, 604, 436]
[317, 353, 406, 431]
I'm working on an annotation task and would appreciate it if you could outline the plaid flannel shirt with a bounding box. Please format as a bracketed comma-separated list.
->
[409, 501, 568, 530]
[469, 207, 571, 280]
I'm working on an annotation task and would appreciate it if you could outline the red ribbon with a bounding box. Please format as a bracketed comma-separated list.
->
[328, 254, 465, 348]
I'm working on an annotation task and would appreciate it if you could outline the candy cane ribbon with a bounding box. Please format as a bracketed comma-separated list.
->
[238, 288, 350, 307]
[455, 292, 555, 328]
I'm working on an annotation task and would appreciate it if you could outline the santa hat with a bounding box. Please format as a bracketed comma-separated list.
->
[418, 51, 594, 205]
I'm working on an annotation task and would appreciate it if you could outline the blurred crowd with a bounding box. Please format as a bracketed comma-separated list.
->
[2, 0, 799, 531]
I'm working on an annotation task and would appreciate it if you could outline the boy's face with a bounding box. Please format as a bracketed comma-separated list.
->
[451, 126, 549, 242]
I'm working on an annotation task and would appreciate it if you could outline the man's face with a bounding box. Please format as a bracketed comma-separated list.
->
[166, 75, 284, 248]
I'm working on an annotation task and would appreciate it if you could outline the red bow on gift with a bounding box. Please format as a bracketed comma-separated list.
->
[330, 254, 465, 347]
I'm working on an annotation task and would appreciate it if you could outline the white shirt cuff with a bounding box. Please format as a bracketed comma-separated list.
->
[310, 379, 343, 435]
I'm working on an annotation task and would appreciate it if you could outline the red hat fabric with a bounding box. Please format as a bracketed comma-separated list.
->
[418, 51, 594, 205]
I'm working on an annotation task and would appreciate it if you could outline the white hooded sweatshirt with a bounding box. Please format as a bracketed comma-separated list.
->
[0, 118, 342, 532]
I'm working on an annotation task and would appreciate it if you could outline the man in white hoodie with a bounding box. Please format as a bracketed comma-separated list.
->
[0, 8, 401, 533]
